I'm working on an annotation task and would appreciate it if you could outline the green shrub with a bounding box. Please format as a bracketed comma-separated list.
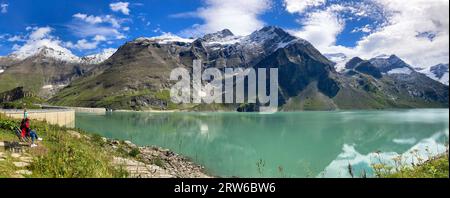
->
[152, 156, 165, 168]
[129, 148, 140, 157]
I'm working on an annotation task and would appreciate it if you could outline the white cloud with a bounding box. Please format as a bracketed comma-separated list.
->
[110, 2, 130, 15]
[284, 0, 326, 14]
[68, 23, 124, 39]
[1, 3, 8, 14]
[286, 0, 449, 68]
[69, 13, 125, 41]
[93, 35, 107, 42]
[29, 26, 52, 40]
[10, 26, 113, 58]
[353, 0, 450, 68]
[115, 34, 126, 39]
[7, 35, 25, 42]
[178, 0, 272, 36]
[73, 13, 103, 24]
[352, 24, 372, 33]
[290, 8, 345, 51]
[72, 13, 121, 28]
[66, 39, 98, 50]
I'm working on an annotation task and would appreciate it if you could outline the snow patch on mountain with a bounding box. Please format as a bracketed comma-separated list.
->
[42, 84, 67, 89]
[205, 36, 242, 46]
[324, 53, 349, 72]
[387, 67, 413, 75]
[81, 48, 117, 64]
[142, 33, 195, 44]
[374, 54, 391, 59]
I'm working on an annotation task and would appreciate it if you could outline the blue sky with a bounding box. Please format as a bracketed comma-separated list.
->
[0, 0, 448, 68]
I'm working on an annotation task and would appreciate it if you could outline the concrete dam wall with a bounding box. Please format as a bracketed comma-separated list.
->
[0, 109, 75, 128]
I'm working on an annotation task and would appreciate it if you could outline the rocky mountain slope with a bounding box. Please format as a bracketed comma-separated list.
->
[49, 27, 449, 111]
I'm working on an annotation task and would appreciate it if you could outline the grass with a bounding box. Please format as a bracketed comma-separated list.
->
[380, 155, 449, 178]
[0, 113, 128, 178]
[0, 96, 44, 109]
[0, 73, 44, 94]
[52, 85, 182, 111]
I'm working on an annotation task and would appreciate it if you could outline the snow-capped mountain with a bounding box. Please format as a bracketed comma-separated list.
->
[201, 29, 239, 43]
[0, 43, 117, 98]
[80, 48, 117, 64]
[7, 44, 116, 65]
[133, 26, 313, 69]
[418, 63, 449, 85]
[324, 53, 349, 72]
[10, 46, 81, 63]
[369, 54, 414, 75]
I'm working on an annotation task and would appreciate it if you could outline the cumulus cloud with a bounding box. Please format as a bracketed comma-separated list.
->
[110, 2, 130, 15]
[283, 0, 326, 13]
[176, 0, 272, 36]
[29, 26, 52, 40]
[285, 0, 449, 68]
[1, 3, 8, 14]
[290, 8, 345, 51]
[354, 0, 450, 68]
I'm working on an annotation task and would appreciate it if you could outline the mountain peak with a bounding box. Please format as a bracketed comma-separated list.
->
[430, 63, 449, 79]
[202, 29, 234, 40]
[10, 44, 81, 63]
[242, 26, 299, 47]
[200, 29, 238, 44]
[256, 26, 292, 38]
[345, 57, 365, 69]
[369, 54, 413, 74]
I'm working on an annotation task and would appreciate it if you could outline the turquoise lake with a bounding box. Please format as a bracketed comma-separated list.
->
[75, 109, 449, 178]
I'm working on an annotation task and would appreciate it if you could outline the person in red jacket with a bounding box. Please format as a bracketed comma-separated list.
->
[20, 109, 30, 138]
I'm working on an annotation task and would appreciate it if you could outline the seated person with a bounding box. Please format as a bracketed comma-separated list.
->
[19, 110, 43, 147]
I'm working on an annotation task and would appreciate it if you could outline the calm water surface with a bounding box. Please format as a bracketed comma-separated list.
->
[75, 109, 449, 178]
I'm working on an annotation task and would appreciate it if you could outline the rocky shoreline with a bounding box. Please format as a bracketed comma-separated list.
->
[94, 134, 213, 178]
